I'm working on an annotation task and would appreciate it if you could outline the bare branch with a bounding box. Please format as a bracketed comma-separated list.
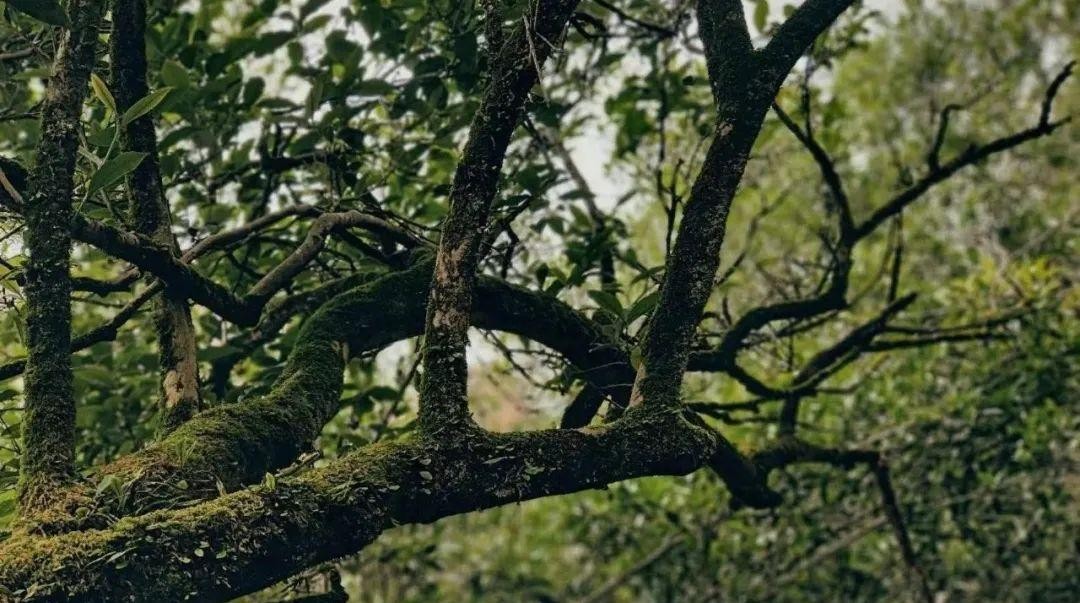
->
[593, 0, 678, 38]
[751, 436, 933, 602]
[778, 294, 916, 433]
[0, 285, 157, 381]
[926, 103, 962, 171]
[873, 458, 934, 603]
[855, 62, 1074, 240]
[772, 101, 855, 240]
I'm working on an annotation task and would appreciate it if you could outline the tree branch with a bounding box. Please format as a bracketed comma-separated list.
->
[626, 0, 760, 407]
[855, 62, 1074, 240]
[0, 284, 158, 381]
[20, 261, 648, 533]
[0, 404, 773, 601]
[0, 207, 370, 383]
[18, 0, 103, 512]
[760, 0, 858, 86]
[419, 0, 581, 432]
[772, 101, 855, 240]
[111, 0, 202, 428]
[751, 436, 932, 601]
[592, 0, 677, 38]
[778, 293, 916, 433]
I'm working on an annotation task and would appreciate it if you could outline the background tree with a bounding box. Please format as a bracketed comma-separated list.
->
[0, 0, 1075, 601]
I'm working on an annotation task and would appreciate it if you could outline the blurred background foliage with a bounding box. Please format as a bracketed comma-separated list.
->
[0, 0, 1076, 601]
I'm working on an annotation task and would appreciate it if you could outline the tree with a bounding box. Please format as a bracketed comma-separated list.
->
[0, 0, 1074, 600]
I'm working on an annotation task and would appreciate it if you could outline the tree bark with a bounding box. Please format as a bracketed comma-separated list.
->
[18, 0, 103, 512]
[419, 0, 581, 431]
[111, 0, 203, 429]
[0, 405, 766, 602]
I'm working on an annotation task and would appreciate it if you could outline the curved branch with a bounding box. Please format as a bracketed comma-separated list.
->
[21, 260, 645, 532]
[855, 62, 1074, 240]
[0, 207, 369, 382]
[751, 437, 932, 602]
[772, 101, 855, 239]
[2, 161, 420, 328]
[760, 0, 857, 86]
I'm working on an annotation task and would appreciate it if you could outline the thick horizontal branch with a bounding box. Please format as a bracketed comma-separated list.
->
[0, 404, 775, 601]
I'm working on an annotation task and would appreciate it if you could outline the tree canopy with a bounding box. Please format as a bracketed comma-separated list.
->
[0, 0, 1076, 601]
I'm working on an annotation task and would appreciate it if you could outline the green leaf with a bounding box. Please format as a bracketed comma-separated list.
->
[87, 152, 147, 196]
[300, 0, 333, 20]
[120, 87, 173, 127]
[160, 60, 191, 89]
[366, 386, 400, 401]
[587, 290, 624, 318]
[0, 489, 15, 531]
[754, 0, 769, 32]
[355, 79, 396, 96]
[7, 0, 69, 27]
[90, 73, 116, 115]
[625, 291, 660, 325]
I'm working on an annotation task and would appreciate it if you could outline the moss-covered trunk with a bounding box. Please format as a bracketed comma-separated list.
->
[18, 0, 103, 510]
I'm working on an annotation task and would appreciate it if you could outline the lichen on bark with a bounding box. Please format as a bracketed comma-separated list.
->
[18, 0, 104, 512]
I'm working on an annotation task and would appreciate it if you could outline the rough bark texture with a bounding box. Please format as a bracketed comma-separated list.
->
[629, 0, 763, 407]
[1, 0, 1021, 599]
[111, 0, 202, 429]
[18, 0, 103, 510]
[419, 0, 581, 432]
[0, 406, 735, 602]
[18, 259, 646, 533]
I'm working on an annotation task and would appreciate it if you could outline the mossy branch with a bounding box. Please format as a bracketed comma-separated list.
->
[0, 406, 772, 601]
[18, 0, 104, 512]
